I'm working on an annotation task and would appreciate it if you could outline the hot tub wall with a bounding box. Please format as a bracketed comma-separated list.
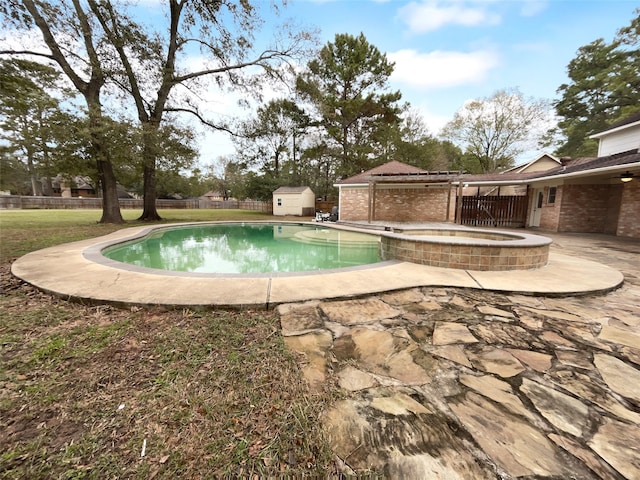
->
[380, 236, 549, 271]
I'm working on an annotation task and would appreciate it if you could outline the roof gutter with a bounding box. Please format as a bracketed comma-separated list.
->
[451, 162, 640, 186]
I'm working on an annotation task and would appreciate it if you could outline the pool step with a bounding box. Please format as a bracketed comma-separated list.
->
[290, 229, 379, 247]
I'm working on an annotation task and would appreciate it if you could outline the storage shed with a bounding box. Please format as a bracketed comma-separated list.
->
[272, 186, 316, 216]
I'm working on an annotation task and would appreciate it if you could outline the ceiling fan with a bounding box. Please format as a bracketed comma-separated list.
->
[613, 171, 635, 182]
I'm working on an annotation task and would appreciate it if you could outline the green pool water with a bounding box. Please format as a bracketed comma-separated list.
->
[103, 223, 382, 274]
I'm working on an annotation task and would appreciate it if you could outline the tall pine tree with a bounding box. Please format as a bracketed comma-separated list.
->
[555, 9, 640, 157]
[296, 33, 404, 178]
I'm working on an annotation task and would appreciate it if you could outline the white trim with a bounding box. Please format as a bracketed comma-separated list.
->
[335, 181, 451, 188]
[590, 120, 640, 139]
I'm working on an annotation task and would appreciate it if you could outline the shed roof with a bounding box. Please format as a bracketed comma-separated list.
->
[273, 186, 312, 194]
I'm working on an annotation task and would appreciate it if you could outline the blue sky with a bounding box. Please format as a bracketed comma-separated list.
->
[283, 0, 636, 133]
[194, 0, 637, 164]
[6, 0, 634, 165]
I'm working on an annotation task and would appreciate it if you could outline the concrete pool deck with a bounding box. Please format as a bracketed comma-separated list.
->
[10, 223, 624, 308]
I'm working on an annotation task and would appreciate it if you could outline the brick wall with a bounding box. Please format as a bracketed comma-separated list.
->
[617, 180, 640, 238]
[339, 185, 456, 222]
[557, 184, 619, 234]
[339, 187, 369, 221]
[340, 181, 640, 238]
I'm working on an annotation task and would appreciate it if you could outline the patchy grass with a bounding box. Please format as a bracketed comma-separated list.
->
[0, 209, 337, 478]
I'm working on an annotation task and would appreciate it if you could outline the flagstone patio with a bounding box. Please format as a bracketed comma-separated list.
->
[279, 232, 640, 479]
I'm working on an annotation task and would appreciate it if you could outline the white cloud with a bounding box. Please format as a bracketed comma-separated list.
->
[415, 105, 452, 135]
[519, 0, 548, 17]
[397, 0, 501, 33]
[388, 49, 500, 89]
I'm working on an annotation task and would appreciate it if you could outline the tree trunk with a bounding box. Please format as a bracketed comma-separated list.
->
[26, 149, 43, 196]
[140, 162, 161, 221]
[342, 124, 349, 176]
[87, 96, 123, 224]
[138, 127, 162, 221]
[41, 176, 53, 196]
[29, 173, 42, 196]
[97, 158, 123, 223]
[40, 139, 54, 195]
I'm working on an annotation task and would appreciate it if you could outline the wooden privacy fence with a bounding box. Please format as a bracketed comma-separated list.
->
[457, 195, 529, 228]
[0, 195, 273, 213]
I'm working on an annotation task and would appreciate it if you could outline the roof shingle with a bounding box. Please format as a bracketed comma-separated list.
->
[336, 161, 425, 184]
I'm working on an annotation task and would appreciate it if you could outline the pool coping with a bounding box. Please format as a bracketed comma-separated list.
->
[11, 222, 625, 309]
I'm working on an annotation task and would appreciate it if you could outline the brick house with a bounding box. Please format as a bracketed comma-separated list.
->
[463, 113, 639, 238]
[335, 114, 640, 238]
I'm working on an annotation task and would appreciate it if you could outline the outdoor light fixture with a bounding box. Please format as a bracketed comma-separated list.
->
[620, 171, 634, 183]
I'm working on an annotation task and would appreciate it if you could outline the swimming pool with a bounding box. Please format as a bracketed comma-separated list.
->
[103, 223, 382, 274]
[11, 221, 622, 308]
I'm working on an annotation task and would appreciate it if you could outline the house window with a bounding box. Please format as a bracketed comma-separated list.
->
[277, 198, 282, 206]
[547, 187, 557, 205]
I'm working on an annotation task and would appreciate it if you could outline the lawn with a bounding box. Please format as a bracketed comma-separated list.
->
[0, 209, 337, 478]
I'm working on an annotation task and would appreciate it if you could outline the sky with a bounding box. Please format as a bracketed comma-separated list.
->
[193, 0, 637, 167]
[2, 0, 636, 169]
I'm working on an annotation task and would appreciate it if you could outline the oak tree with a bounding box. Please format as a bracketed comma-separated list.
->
[89, 0, 313, 220]
[1, 0, 124, 223]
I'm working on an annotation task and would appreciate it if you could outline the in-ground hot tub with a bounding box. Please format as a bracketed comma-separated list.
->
[378, 227, 551, 271]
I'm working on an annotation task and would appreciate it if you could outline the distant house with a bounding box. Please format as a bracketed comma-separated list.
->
[464, 154, 563, 196]
[202, 190, 225, 201]
[53, 175, 97, 198]
[272, 186, 315, 216]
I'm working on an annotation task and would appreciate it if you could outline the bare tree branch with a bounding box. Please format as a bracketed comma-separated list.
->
[164, 106, 238, 136]
[0, 49, 55, 61]
[173, 50, 289, 84]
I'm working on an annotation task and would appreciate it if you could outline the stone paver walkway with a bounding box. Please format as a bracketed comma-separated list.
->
[279, 232, 640, 479]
